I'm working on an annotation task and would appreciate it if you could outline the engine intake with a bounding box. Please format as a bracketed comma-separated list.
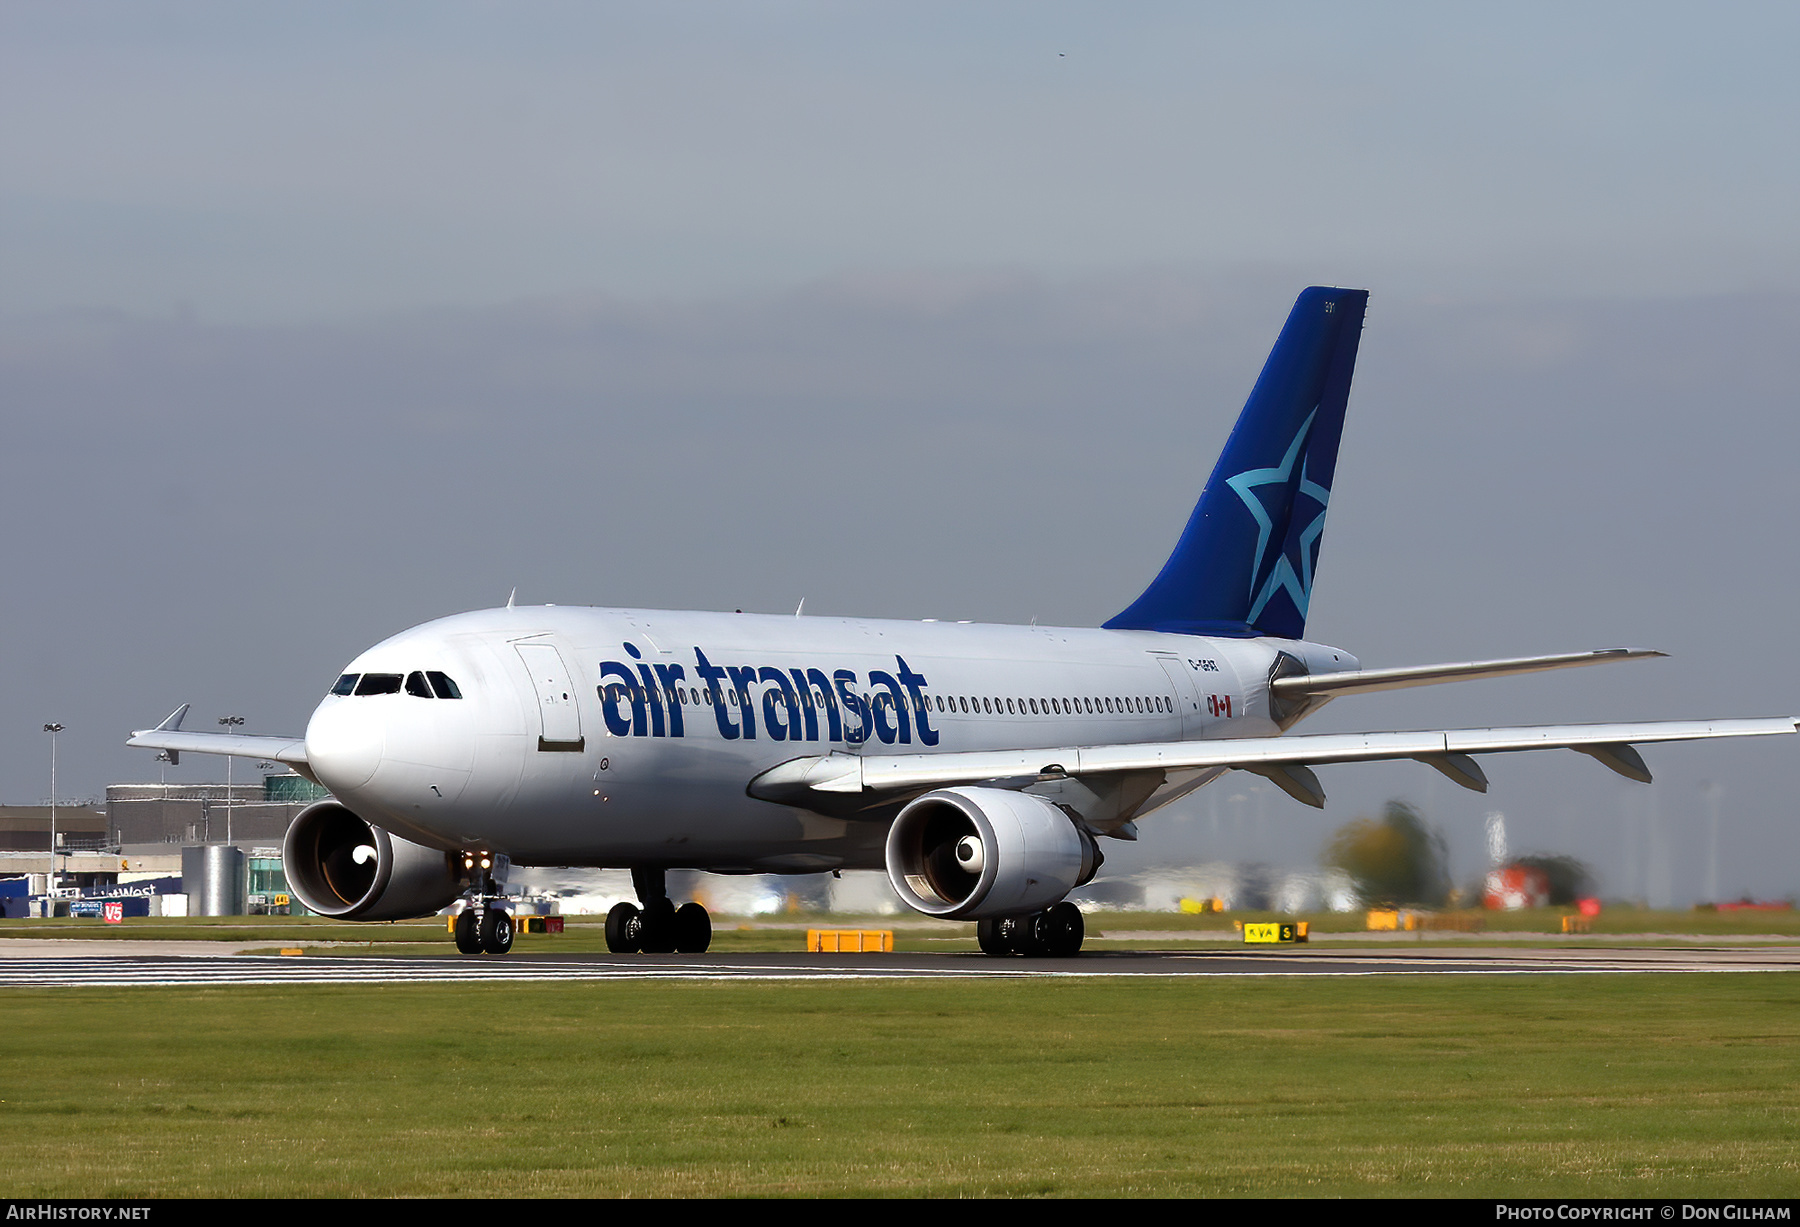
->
[283, 800, 464, 921]
[885, 786, 1100, 920]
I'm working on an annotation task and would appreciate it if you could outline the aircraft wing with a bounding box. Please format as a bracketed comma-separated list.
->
[126, 704, 309, 767]
[748, 716, 1800, 810]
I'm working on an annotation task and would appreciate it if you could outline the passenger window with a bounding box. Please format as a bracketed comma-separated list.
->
[331, 674, 359, 696]
[405, 672, 433, 698]
[355, 674, 402, 696]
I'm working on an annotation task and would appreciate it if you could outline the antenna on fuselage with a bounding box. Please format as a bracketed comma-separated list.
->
[795, 598, 806, 617]
[506, 587, 516, 609]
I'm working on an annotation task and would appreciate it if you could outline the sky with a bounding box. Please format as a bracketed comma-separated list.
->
[3, 2, 1798, 904]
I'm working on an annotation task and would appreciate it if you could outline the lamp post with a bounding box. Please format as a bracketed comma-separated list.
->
[219, 716, 244, 845]
[43, 723, 62, 906]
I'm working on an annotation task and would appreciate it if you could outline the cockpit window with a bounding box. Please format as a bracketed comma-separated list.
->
[331, 674, 359, 696]
[405, 671, 433, 698]
[427, 671, 463, 700]
[354, 673, 403, 696]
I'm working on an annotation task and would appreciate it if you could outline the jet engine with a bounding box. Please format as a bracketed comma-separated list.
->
[282, 800, 464, 921]
[884, 786, 1100, 920]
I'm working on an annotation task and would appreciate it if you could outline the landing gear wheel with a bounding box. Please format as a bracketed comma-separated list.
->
[1041, 901, 1085, 958]
[453, 908, 482, 955]
[638, 898, 677, 954]
[1013, 913, 1050, 958]
[605, 902, 642, 953]
[478, 908, 514, 955]
[672, 902, 712, 954]
[976, 917, 1009, 956]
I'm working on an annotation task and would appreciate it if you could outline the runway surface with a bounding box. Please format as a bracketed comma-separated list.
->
[0, 944, 1796, 987]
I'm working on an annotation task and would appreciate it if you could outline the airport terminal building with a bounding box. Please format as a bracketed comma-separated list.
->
[0, 773, 325, 917]
[105, 774, 330, 846]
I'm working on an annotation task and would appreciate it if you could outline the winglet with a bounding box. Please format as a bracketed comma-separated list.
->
[136, 705, 191, 765]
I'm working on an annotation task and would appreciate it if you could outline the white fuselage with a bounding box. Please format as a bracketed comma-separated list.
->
[302, 606, 1358, 871]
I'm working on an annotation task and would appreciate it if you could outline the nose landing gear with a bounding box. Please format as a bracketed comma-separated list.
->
[605, 867, 712, 954]
[452, 902, 515, 955]
[451, 849, 516, 956]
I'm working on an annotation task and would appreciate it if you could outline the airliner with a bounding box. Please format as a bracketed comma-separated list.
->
[128, 287, 1797, 958]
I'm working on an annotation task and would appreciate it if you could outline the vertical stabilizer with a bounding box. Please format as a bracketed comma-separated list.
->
[1104, 286, 1367, 638]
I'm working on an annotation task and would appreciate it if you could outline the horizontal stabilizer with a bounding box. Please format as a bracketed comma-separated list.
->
[1271, 648, 1664, 699]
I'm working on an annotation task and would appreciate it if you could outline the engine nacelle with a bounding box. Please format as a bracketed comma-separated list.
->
[885, 786, 1101, 920]
[282, 800, 464, 921]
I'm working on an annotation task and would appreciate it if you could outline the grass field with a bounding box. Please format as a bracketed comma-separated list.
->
[1, 974, 1796, 1197]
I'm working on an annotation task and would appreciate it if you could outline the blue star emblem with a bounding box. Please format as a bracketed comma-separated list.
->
[1223, 409, 1331, 625]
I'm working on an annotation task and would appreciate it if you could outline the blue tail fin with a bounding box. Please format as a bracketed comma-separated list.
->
[1104, 286, 1368, 639]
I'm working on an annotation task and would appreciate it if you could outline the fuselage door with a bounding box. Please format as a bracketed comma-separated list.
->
[1154, 654, 1205, 739]
[515, 641, 585, 750]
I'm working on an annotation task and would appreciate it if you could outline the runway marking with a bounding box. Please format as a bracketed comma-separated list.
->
[0, 949, 1795, 988]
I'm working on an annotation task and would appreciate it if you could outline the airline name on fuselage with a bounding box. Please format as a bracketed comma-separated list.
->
[592, 642, 1233, 746]
[598, 644, 938, 746]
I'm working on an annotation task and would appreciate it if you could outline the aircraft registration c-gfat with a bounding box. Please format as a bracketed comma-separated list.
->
[129, 287, 1798, 958]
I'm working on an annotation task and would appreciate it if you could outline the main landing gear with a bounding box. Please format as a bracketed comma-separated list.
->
[605, 867, 712, 954]
[976, 901, 1085, 958]
[452, 849, 515, 956]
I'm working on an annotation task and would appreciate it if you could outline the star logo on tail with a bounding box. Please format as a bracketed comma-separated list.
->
[1223, 408, 1331, 625]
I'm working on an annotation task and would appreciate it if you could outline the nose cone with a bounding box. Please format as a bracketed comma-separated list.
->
[305, 698, 386, 793]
